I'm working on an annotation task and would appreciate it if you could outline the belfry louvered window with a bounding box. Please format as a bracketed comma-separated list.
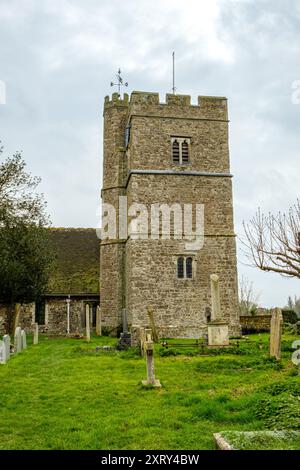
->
[171, 137, 191, 165]
[177, 256, 194, 279]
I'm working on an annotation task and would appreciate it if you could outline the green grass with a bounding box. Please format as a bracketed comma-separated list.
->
[0, 333, 299, 450]
[220, 430, 300, 450]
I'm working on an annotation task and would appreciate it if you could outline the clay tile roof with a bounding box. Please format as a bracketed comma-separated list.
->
[47, 228, 99, 295]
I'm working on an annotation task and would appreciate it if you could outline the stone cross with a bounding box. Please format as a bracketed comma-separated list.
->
[14, 327, 22, 353]
[96, 306, 102, 336]
[122, 308, 128, 333]
[85, 304, 90, 342]
[33, 323, 39, 345]
[21, 330, 27, 349]
[210, 274, 221, 321]
[3, 335, 10, 361]
[142, 331, 161, 388]
[270, 308, 283, 360]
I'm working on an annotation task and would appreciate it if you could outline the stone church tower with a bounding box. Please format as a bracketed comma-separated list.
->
[100, 91, 240, 338]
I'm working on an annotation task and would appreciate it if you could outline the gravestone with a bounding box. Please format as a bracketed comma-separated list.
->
[14, 327, 22, 353]
[210, 274, 221, 321]
[270, 308, 283, 360]
[122, 308, 128, 333]
[96, 306, 102, 336]
[147, 306, 158, 342]
[21, 330, 27, 349]
[33, 323, 39, 345]
[207, 274, 229, 347]
[142, 330, 161, 387]
[0, 341, 6, 364]
[85, 304, 90, 342]
[116, 308, 131, 350]
[3, 335, 10, 361]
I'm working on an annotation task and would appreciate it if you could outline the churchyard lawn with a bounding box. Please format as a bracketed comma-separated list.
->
[0, 333, 299, 450]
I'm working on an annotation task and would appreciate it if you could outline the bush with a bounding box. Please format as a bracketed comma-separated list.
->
[282, 310, 298, 324]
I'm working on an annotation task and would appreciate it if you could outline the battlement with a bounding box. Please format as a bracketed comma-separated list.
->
[104, 91, 228, 120]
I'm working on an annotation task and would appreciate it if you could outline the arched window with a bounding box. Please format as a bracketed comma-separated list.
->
[171, 137, 190, 164]
[186, 257, 193, 278]
[177, 256, 184, 278]
[181, 140, 189, 164]
[172, 139, 180, 163]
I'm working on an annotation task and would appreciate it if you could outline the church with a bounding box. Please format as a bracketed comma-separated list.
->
[100, 91, 240, 339]
[0, 90, 240, 339]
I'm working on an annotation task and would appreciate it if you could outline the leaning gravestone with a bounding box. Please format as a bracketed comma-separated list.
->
[14, 327, 22, 353]
[3, 335, 10, 361]
[21, 330, 27, 350]
[33, 323, 39, 345]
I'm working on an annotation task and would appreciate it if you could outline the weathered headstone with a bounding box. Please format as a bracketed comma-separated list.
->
[142, 331, 161, 387]
[147, 306, 158, 342]
[3, 335, 10, 361]
[33, 323, 39, 345]
[116, 308, 131, 350]
[85, 304, 90, 342]
[14, 327, 22, 353]
[0, 340, 6, 364]
[210, 274, 221, 321]
[96, 306, 102, 336]
[21, 330, 27, 349]
[140, 327, 146, 356]
[270, 308, 283, 360]
[122, 308, 128, 333]
[207, 274, 229, 347]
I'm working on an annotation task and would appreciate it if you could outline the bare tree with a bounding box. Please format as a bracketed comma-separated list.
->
[239, 276, 260, 315]
[242, 200, 300, 278]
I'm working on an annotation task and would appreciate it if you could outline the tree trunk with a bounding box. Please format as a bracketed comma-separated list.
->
[5, 301, 20, 335]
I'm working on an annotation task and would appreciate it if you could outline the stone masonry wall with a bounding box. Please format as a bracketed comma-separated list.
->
[126, 237, 240, 338]
[240, 315, 272, 333]
[101, 91, 240, 338]
[0, 299, 98, 336]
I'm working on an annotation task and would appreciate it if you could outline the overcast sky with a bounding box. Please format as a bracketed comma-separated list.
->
[0, 0, 299, 307]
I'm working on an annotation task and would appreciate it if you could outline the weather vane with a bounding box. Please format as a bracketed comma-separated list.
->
[110, 68, 128, 96]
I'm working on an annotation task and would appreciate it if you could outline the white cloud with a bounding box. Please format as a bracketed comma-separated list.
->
[0, 0, 300, 307]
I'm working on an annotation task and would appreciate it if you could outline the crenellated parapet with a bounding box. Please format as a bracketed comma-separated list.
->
[130, 91, 227, 120]
[104, 91, 228, 120]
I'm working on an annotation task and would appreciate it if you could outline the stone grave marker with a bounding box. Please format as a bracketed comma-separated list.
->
[33, 323, 39, 345]
[3, 335, 10, 361]
[270, 308, 283, 360]
[14, 327, 22, 353]
[142, 330, 161, 388]
[21, 330, 27, 349]
[0, 340, 6, 364]
[85, 304, 90, 342]
[207, 274, 229, 347]
[96, 306, 102, 336]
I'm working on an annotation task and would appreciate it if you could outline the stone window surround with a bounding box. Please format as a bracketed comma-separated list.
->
[175, 254, 196, 280]
[171, 136, 191, 166]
